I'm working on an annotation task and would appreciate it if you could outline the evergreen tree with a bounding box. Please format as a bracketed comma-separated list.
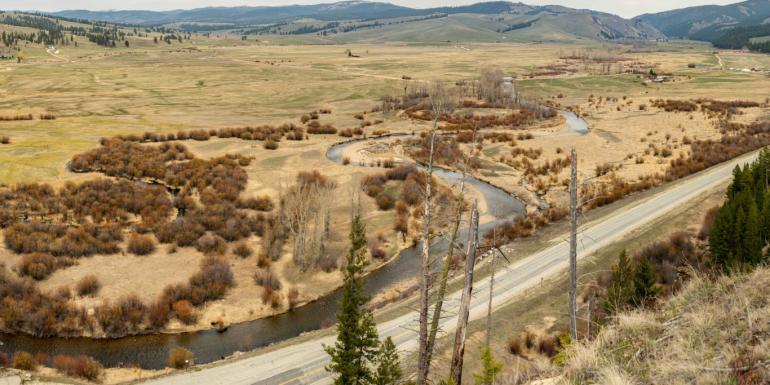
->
[472, 347, 502, 385]
[631, 255, 659, 308]
[709, 204, 735, 270]
[325, 215, 380, 385]
[603, 250, 634, 315]
[761, 191, 770, 243]
[373, 337, 402, 385]
[742, 198, 763, 266]
[709, 149, 770, 271]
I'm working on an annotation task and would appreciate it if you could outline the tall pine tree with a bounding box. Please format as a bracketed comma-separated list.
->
[742, 198, 763, 266]
[761, 191, 770, 243]
[325, 215, 381, 385]
[631, 255, 659, 308]
[473, 347, 502, 385]
[604, 250, 634, 315]
[373, 337, 403, 385]
[709, 204, 735, 270]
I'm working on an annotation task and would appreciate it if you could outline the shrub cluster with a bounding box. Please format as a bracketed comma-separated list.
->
[127, 233, 156, 255]
[76, 274, 101, 297]
[651, 99, 698, 113]
[307, 124, 338, 135]
[486, 206, 568, 245]
[405, 134, 463, 167]
[12, 351, 38, 370]
[4, 222, 122, 258]
[0, 114, 33, 121]
[167, 347, 194, 369]
[404, 102, 556, 131]
[113, 124, 301, 144]
[155, 256, 234, 324]
[95, 295, 147, 335]
[236, 195, 273, 211]
[338, 127, 364, 138]
[0, 268, 89, 337]
[254, 268, 282, 308]
[232, 241, 253, 258]
[52, 355, 103, 381]
[16, 252, 72, 280]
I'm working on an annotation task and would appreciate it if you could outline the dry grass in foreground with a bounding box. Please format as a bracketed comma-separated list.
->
[540, 267, 770, 384]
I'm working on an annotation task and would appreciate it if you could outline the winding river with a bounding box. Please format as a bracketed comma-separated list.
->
[0, 114, 585, 369]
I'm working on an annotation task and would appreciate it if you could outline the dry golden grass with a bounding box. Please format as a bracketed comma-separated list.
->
[3, 30, 770, 340]
[551, 268, 770, 384]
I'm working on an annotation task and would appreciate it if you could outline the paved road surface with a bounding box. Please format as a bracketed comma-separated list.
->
[143, 150, 757, 385]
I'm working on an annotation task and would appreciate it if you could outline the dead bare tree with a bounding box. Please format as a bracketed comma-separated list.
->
[449, 200, 479, 385]
[417, 81, 456, 385]
[424, 177, 465, 371]
[424, 123, 479, 373]
[485, 246, 496, 349]
[569, 148, 578, 340]
[483, 228, 510, 349]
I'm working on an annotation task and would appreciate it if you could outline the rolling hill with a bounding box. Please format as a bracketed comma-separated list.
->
[635, 0, 770, 38]
[635, 0, 770, 52]
[45, 1, 664, 43]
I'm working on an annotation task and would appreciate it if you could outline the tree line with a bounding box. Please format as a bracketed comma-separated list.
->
[709, 148, 770, 271]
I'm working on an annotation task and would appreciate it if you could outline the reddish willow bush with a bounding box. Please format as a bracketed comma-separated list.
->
[460, 99, 512, 109]
[0, 132, 273, 338]
[405, 134, 464, 167]
[403, 102, 556, 131]
[0, 114, 33, 121]
[0, 253, 235, 338]
[485, 206, 568, 245]
[652, 98, 761, 117]
[0, 179, 172, 236]
[112, 124, 302, 144]
[52, 354, 103, 381]
[361, 165, 428, 206]
[16, 252, 73, 280]
[71, 140, 192, 180]
[4, 222, 122, 257]
[0, 268, 89, 337]
[499, 118, 770, 253]
[157, 256, 234, 310]
[307, 124, 338, 135]
[582, 121, 770, 211]
[67, 137, 272, 247]
[651, 99, 698, 113]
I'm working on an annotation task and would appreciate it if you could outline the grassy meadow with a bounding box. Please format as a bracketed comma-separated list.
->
[2, 37, 769, 184]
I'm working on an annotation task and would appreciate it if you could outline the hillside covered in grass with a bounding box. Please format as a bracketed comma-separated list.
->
[45, 1, 664, 43]
[548, 267, 770, 384]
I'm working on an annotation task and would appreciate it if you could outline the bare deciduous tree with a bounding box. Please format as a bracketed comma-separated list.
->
[417, 81, 456, 385]
[569, 148, 578, 340]
[479, 67, 504, 103]
[449, 201, 479, 385]
[281, 172, 336, 271]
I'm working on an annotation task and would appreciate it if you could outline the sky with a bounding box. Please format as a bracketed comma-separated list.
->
[5, 0, 739, 19]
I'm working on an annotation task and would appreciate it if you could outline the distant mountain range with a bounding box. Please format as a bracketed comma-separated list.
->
[22, 0, 770, 47]
[47, 1, 664, 42]
[635, 0, 770, 38]
[636, 0, 770, 51]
